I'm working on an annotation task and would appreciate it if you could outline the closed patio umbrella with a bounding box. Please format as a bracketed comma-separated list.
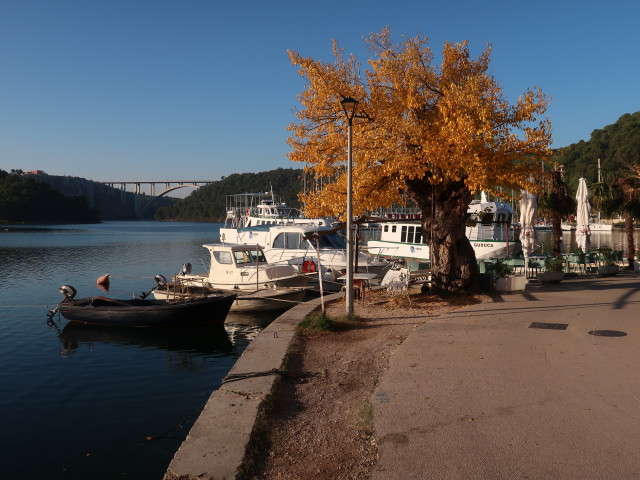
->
[519, 189, 538, 271]
[575, 177, 591, 252]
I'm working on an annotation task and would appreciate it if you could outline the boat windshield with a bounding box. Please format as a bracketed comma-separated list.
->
[313, 232, 347, 249]
[234, 249, 267, 265]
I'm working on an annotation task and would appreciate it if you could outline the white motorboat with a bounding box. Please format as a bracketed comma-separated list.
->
[588, 222, 613, 232]
[367, 200, 522, 263]
[219, 223, 390, 292]
[151, 243, 310, 312]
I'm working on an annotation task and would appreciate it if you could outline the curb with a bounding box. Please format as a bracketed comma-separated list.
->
[164, 292, 343, 480]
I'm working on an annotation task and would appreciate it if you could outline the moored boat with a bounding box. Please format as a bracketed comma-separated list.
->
[367, 200, 522, 263]
[150, 243, 311, 311]
[219, 223, 390, 291]
[52, 286, 237, 327]
[224, 191, 332, 229]
[152, 283, 310, 312]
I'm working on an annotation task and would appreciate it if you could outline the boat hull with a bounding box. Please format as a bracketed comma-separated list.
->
[368, 239, 521, 262]
[59, 294, 236, 327]
[152, 285, 310, 313]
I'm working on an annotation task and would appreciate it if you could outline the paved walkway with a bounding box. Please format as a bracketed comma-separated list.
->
[372, 272, 640, 479]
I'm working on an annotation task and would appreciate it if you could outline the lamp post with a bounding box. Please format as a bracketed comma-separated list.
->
[340, 96, 359, 316]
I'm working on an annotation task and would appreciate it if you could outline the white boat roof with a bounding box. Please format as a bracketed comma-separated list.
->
[204, 243, 264, 252]
[467, 201, 513, 214]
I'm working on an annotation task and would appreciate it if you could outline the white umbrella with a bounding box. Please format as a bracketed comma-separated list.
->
[519, 189, 538, 270]
[575, 177, 591, 252]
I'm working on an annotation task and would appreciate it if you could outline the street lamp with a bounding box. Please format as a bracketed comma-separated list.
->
[340, 96, 359, 316]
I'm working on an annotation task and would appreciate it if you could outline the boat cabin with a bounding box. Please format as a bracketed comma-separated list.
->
[466, 201, 517, 242]
[200, 243, 299, 289]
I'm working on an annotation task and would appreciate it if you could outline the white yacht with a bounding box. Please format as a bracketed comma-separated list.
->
[367, 200, 522, 263]
[219, 223, 390, 292]
[224, 191, 333, 229]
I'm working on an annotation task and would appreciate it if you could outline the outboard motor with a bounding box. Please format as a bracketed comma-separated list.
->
[139, 275, 167, 300]
[48, 285, 77, 320]
[59, 285, 77, 301]
[180, 263, 192, 275]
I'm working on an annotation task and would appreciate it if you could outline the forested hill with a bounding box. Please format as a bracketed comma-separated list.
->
[554, 111, 640, 190]
[155, 168, 305, 221]
[0, 169, 100, 223]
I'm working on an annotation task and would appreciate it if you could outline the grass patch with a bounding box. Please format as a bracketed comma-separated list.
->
[358, 403, 374, 438]
[297, 310, 361, 334]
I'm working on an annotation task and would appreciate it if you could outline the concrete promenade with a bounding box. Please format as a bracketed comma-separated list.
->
[373, 272, 640, 479]
[166, 273, 640, 479]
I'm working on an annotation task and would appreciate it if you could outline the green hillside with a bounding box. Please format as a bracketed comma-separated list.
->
[155, 168, 305, 221]
[0, 169, 100, 223]
[554, 111, 640, 190]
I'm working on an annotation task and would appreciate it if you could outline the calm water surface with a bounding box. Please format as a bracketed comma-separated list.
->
[0, 221, 278, 479]
[536, 228, 640, 255]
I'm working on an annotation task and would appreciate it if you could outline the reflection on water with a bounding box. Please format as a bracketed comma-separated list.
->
[58, 323, 234, 362]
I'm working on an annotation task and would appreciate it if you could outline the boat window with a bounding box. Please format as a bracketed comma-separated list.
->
[401, 225, 408, 243]
[384, 225, 388, 232]
[285, 232, 303, 249]
[240, 249, 267, 263]
[273, 233, 285, 248]
[213, 251, 233, 264]
[392, 225, 397, 233]
[481, 213, 494, 225]
[316, 232, 346, 249]
[416, 227, 423, 244]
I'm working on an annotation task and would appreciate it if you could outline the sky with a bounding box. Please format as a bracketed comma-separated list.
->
[1, 0, 639, 188]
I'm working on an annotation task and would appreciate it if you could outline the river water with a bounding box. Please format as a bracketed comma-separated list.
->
[0, 221, 277, 479]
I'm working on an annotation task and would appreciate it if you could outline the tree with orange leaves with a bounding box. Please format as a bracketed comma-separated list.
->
[288, 28, 552, 293]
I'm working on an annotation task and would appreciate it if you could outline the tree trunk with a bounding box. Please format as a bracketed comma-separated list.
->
[625, 212, 635, 269]
[407, 179, 477, 294]
[550, 210, 562, 256]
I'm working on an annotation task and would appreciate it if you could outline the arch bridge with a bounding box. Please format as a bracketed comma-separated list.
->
[99, 180, 216, 197]
[99, 180, 216, 218]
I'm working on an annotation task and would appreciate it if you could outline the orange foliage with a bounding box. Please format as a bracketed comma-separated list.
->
[288, 28, 552, 220]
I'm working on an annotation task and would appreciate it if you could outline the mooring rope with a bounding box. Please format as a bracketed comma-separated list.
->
[104, 275, 156, 279]
[0, 305, 52, 308]
[145, 398, 209, 441]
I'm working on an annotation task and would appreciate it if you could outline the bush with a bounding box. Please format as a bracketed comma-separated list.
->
[492, 259, 513, 278]
[599, 248, 615, 266]
[545, 256, 564, 272]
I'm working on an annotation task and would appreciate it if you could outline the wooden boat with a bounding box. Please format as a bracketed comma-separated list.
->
[52, 285, 236, 327]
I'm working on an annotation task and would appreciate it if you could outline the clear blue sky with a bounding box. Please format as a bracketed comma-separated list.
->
[1, 0, 638, 184]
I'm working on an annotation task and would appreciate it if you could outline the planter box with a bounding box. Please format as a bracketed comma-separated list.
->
[495, 275, 527, 292]
[598, 265, 619, 277]
[537, 271, 564, 283]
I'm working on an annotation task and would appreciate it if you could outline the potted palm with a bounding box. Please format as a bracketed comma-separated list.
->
[597, 248, 619, 276]
[493, 259, 527, 292]
[538, 256, 565, 283]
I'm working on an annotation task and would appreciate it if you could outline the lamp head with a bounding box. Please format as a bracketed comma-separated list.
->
[340, 96, 359, 121]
